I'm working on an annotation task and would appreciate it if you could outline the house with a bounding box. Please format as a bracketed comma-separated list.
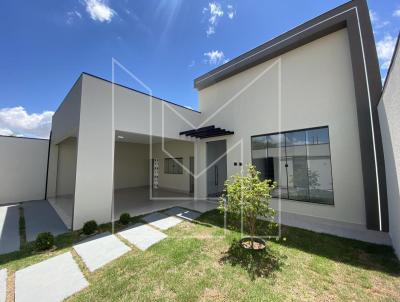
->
[1, 0, 395, 247]
[378, 33, 400, 257]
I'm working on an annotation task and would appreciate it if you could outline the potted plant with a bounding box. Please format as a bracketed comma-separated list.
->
[218, 164, 276, 250]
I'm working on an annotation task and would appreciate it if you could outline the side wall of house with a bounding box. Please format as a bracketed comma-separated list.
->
[378, 41, 400, 257]
[113, 81, 201, 139]
[56, 137, 77, 196]
[114, 142, 150, 189]
[196, 29, 366, 227]
[47, 77, 82, 199]
[0, 137, 49, 205]
[152, 141, 194, 193]
[73, 74, 114, 229]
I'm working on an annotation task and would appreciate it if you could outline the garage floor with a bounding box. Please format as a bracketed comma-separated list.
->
[0, 205, 20, 254]
[48, 186, 217, 229]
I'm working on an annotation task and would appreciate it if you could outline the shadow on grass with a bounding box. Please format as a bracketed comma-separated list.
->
[220, 239, 285, 280]
[198, 210, 400, 277]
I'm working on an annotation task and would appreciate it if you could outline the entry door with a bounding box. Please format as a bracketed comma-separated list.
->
[189, 156, 194, 194]
[207, 140, 227, 197]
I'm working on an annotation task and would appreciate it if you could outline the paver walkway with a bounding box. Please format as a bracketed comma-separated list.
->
[118, 223, 168, 250]
[15, 252, 88, 302]
[23, 200, 68, 242]
[11, 206, 204, 300]
[0, 269, 6, 302]
[142, 212, 182, 230]
[165, 207, 201, 221]
[73, 232, 130, 272]
[0, 205, 20, 255]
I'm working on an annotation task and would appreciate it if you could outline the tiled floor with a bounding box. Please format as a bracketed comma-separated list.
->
[15, 252, 88, 302]
[23, 200, 68, 242]
[142, 212, 182, 230]
[48, 187, 217, 230]
[164, 207, 201, 221]
[73, 232, 130, 272]
[0, 205, 20, 255]
[0, 269, 6, 302]
[118, 223, 168, 251]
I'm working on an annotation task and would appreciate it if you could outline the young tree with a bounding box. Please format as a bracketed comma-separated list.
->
[218, 164, 276, 249]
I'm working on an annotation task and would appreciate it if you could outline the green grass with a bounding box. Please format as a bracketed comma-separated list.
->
[1, 210, 400, 301]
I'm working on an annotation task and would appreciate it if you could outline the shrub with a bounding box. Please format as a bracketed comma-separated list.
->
[119, 213, 131, 225]
[218, 164, 276, 248]
[83, 220, 98, 235]
[35, 232, 54, 251]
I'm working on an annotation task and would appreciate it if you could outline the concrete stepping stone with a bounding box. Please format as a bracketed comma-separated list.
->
[118, 223, 167, 251]
[164, 207, 201, 221]
[0, 205, 20, 255]
[142, 212, 182, 230]
[23, 200, 68, 242]
[73, 232, 130, 272]
[0, 269, 6, 302]
[15, 252, 88, 302]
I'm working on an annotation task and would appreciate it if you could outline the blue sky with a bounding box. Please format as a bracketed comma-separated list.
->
[0, 0, 399, 138]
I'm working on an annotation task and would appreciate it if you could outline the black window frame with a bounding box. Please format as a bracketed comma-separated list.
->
[164, 157, 184, 175]
[251, 126, 335, 205]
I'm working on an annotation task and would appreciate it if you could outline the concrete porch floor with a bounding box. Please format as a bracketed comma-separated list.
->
[48, 186, 217, 230]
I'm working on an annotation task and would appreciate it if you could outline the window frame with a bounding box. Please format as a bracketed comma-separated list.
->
[251, 126, 335, 205]
[164, 157, 184, 175]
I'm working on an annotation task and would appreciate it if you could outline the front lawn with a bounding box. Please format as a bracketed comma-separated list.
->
[1, 210, 399, 301]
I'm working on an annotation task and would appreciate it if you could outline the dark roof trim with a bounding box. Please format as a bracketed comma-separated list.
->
[180, 125, 234, 139]
[380, 32, 400, 102]
[195, 0, 355, 90]
[0, 134, 49, 141]
[82, 72, 201, 114]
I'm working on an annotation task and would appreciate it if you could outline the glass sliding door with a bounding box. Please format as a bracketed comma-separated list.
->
[251, 126, 334, 205]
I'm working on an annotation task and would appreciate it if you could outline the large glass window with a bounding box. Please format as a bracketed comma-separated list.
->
[251, 127, 334, 205]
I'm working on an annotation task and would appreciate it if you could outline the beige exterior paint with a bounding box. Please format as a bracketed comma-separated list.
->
[56, 137, 77, 196]
[114, 142, 150, 189]
[378, 41, 400, 257]
[196, 29, 366, 226]
[152, 140, 194, 193]
[113, 82, 201, 140]
[0, 137, 48, 205]
[49, 74, 200, 229]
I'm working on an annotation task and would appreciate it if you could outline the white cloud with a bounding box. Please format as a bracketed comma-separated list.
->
[204, 50, 225, 65]
[0, 106, 54, 138]
[0, 128, 14, 136]
[66, 10, 82, 24]
[188, 60, 195, 68]
[227, 5, 236, 19]
[84, 0, 116, 23]
[376, 34, 396, 70]
[369, 9, 378, 23]
[203, 2, 224, 36]
[369, 9, 389, 31]
[393, 9, 400, 17]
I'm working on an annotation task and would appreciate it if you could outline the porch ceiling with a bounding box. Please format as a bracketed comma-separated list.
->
[115, 131, 173, 144]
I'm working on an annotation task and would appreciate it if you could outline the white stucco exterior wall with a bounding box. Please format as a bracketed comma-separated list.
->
[196, 29, 366, 226]
[114, 142, 150, 189]
[152, 140, 194, 193]
[47, 77, 82, 199]
[0, 137, 49, 205]
[56, 137, 77, 196]
[72, 74, 115, 229]
[378, 39, 400, 257]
